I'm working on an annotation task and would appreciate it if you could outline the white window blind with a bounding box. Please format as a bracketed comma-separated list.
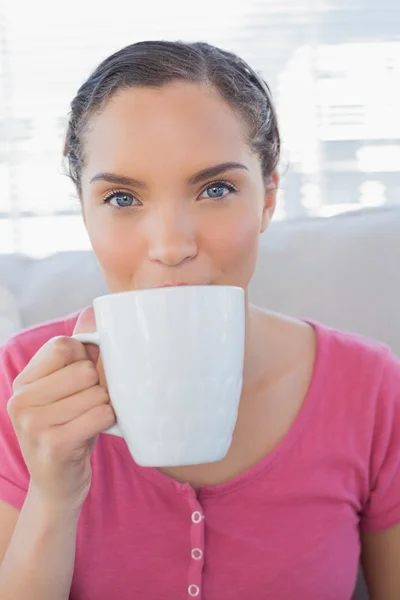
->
[1, 0, 399, 256]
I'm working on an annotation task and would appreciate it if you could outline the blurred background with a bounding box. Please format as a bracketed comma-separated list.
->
[0, 7, 398, 596]
[0, 0, 399, 257]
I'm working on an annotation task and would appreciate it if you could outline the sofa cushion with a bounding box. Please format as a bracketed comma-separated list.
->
[251, 206, 400, 356]
[0, 252, 107, 332]
[0, 286, 22, 345]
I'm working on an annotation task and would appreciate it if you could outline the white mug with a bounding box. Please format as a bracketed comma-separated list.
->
[73, 285, 245, 467]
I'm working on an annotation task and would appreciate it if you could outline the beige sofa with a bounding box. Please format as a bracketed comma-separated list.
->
[1, 205, 399, 355]
[1, 205, 400, 599]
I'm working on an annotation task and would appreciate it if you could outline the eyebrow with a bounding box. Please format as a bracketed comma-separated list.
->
[89, 162, 248, 188]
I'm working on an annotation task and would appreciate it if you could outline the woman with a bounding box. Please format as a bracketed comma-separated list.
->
[0, 40, 399, 600]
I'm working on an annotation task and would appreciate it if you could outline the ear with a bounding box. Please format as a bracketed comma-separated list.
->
[260, 171, 279, 234]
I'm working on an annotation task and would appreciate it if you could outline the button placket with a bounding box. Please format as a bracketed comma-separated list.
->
[188, 503, 205, 599]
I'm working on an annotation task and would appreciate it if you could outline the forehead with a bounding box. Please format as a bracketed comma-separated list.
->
[82, 82, 253, 178]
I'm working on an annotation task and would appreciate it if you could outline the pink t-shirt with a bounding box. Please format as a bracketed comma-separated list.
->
[1, 314, 400, 599]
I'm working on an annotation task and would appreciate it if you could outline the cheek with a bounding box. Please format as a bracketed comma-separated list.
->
[203, 205, 261, 273]
[85, 212, 142, 289]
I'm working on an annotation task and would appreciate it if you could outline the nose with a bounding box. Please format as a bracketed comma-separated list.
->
[147, 207, 198, 267]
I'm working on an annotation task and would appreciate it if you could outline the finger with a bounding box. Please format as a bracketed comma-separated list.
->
[16, 360, 99, 407]
[73, 307, 99, 365]
[14, 336, 90, 387]
[73, 306, 105, 386]
[73, 306, 96, 336]
[38, 385, 111, 426]
[59, 402, 116, 444]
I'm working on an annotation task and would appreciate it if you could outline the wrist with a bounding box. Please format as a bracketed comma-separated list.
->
[26, 483, 84, 525]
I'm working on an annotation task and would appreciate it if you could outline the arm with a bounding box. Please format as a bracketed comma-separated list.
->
[0, 488, 80, 600]
[0, 309, 115, 599]
[361, 523, 400, 600]
[0, 501, 19, 564]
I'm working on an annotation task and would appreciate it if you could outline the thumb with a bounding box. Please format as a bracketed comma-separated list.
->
[73, 306, 99, 364]
[73, 306, 96, 335]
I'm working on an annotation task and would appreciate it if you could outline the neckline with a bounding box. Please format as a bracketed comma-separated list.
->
[119, 319, 330, 498]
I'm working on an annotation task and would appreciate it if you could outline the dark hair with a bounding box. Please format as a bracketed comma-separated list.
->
[64, 40, 281, 195]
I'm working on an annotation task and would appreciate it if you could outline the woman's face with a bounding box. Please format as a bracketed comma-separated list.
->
[80, 82, 278, 292]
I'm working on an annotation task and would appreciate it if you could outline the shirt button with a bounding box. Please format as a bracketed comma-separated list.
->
[191, 548, 203, 560]
[188, 584, 200, 596]
[191, 511, 203, 524]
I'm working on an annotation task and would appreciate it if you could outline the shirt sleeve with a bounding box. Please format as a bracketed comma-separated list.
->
[360, 349, 400, 532]
[0, 341, 30, 510]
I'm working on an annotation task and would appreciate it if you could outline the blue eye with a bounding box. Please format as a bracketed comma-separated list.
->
[103, 191, 139, 208]
[200, 181, 237, 200]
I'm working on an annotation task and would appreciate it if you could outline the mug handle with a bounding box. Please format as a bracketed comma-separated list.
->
[72, 333, 123, 438]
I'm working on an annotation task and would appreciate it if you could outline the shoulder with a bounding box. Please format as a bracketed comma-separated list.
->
[306, 322, 400, 532]
[312, 320, 400, 444]
[312, 320, 398, 387]
[254, 310, 398, 397]
[0, 312, 81, 379]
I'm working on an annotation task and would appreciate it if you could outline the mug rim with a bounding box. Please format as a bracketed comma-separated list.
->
[93, 284, 245, 304]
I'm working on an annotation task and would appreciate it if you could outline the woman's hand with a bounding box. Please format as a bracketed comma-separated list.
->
[7, 308, 115, 512]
